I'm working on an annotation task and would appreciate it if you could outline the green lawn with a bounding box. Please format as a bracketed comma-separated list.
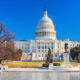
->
[54, 61, 78, 66]
[2, 61, 45, 68]
[2, 61, 78, 68]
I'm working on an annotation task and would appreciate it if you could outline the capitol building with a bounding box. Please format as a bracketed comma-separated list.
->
[14, 7, 80, 61]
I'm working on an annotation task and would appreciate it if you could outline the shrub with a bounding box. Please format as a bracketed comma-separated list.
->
[53, 63, 60, 66]
[42, 63, 49, 67]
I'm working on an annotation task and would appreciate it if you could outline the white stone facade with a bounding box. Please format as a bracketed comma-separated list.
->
[14, 40, 80, 61]
[14, 8, 80, 61]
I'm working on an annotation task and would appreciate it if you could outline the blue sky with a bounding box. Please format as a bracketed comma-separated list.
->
[0, 0, 80, 41]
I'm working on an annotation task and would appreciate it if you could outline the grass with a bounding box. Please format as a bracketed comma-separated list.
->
[2, 61, 45, 68]
[2, 61, 78, 68]
[54, 61, 78, 66]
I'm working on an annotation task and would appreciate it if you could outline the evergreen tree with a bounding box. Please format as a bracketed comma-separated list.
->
[78, 53, 80, 62]
[46, 48, 53, 63]
[70, 46, 80, 62]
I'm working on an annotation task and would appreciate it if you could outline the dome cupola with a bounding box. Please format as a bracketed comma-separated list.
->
[35, 6, 56, 40]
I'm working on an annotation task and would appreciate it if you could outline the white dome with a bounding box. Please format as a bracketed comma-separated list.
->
[35, 9, 56, 40]
[39, 15, 53, 24]
[38, 10, 53, 25]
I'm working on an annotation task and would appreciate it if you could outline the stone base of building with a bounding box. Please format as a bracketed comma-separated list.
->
[61, 62, 72, 67]
[49, 63, 53, 69]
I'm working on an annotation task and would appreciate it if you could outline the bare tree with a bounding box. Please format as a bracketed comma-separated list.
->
[0, 22, 15, 42]
[0, 22, 23, 60]
[0, 22, 16, 60]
